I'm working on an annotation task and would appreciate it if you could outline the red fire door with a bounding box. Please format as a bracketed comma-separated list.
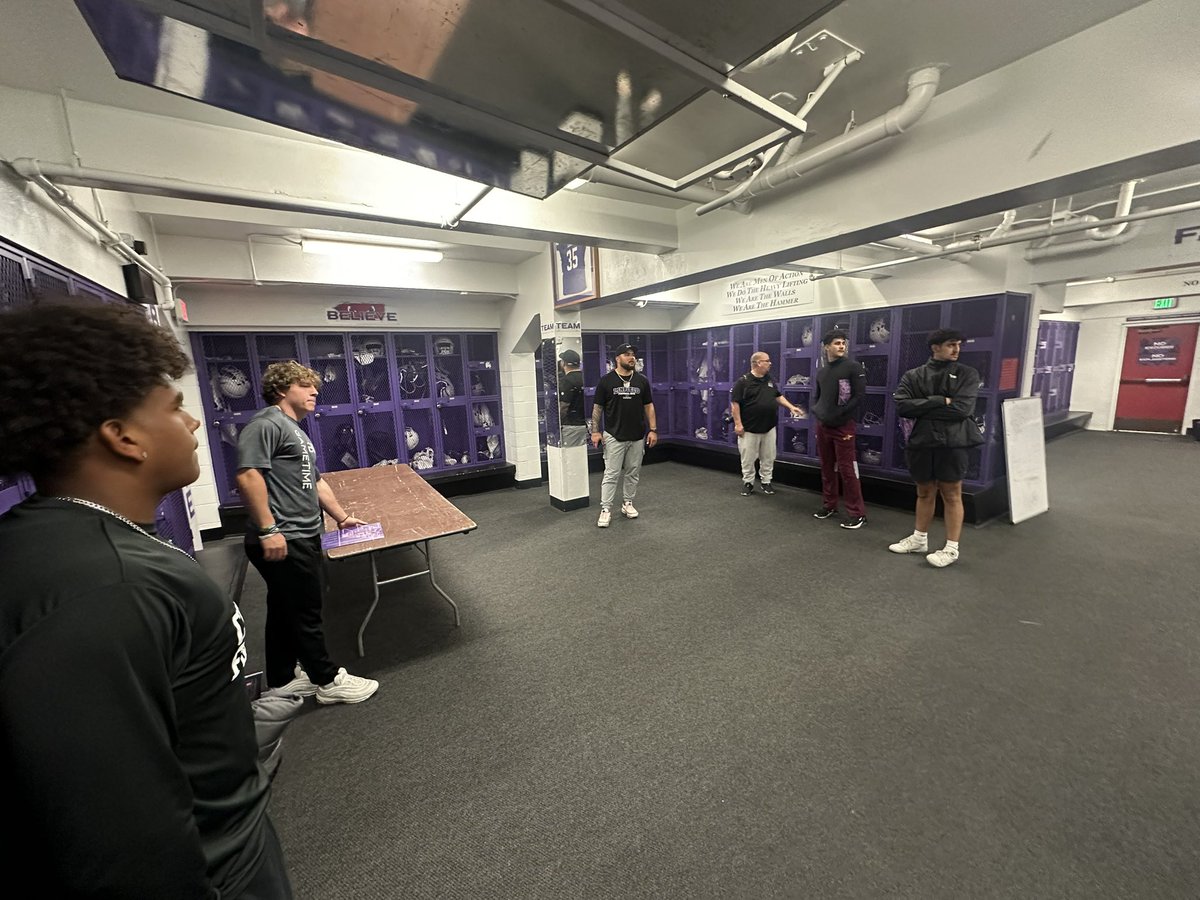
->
[1113, 323, 1198, 433]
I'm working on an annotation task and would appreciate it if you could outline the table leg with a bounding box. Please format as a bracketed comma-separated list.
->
[356, 552, 382, 658]
[420, 539, 460, 627]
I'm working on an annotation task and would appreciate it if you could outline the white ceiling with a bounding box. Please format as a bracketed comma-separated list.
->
[1, 0, 1196, 282]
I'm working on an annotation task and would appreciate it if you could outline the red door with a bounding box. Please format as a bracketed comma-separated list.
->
[1113, 323, 1198, 432]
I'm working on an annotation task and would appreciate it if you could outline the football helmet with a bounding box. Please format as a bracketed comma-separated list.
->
[216, 365, 250, 399]
[868, 317, 891, 344]
[800, 325, 814, 347]
[411, 447, 435, 470]
[473, 403, 495, 428]
[694, 427, 708, 440]
[404, 426, 419, 451]
[433, 336, 455, 356]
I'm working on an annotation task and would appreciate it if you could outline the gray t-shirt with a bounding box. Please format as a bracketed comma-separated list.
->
[236, 406, 323, 540]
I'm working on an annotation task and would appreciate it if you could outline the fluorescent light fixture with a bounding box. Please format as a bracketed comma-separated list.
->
[301, 238, 443, 264]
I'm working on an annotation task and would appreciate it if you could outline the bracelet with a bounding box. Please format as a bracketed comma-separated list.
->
[648, 428, 657, 432]
[337, 515, 351, 526]
[258, 523, 282, 537]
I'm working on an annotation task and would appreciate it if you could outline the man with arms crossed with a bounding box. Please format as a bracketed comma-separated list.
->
[237, 361, 379, 703]
[889, 328, 984, 567]
[591, 343, 657, 527]
[730, 351, 805, 495]
[0, 301, 292, 898]
[812, 329, 869, 529]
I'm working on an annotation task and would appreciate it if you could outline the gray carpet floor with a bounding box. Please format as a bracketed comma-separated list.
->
[215, 430, 1200, 899]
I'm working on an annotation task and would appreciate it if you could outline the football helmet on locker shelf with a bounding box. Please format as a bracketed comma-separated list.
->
[411, 447, 435, 470]
[473, 403, 495, 428]
[217, 365, 250, 399]
[868, 317, 891, 344]
[433, 336, 455, 356]
[404, 426, 419, 451]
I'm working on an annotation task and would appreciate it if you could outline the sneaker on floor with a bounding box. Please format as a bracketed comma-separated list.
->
[316, 668, 379, 705]
[813, 506, 837, 520]
[597, 507, 611, 528]
[276, 666, 318, 697]
[760, 483, 776, 495]
[621, 501, 639, 519]
[840, 515, 867, 530]
[926, 546, 960, 568]
[888, 533, 929, 554]
[741, 482, 755, 496]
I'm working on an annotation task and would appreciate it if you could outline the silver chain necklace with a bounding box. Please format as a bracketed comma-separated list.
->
[59, 496, 196, 561]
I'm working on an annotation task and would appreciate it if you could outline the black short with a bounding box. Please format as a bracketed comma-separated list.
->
[905, 447, 970, 483]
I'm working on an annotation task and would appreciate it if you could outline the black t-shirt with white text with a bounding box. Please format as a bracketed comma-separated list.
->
[731, 372, 782, 433]
[594, 369, 653, 441]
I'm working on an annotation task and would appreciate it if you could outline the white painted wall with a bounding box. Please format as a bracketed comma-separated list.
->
[1068, 295, 1200, 431]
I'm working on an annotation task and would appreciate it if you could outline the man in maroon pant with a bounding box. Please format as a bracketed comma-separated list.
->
[811, 329, 868, 529]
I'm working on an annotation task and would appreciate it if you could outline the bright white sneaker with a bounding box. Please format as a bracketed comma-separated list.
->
[276, 666, 318, 697]
[597, 507, 612, 528]
[926, 547, 960, 568]
[888, 533, 929, 554]
[620, 501, 639, 519]
[315, 668, 379, 705]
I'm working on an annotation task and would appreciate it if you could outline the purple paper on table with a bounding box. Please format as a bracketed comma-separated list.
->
[321, 522, 385, 549]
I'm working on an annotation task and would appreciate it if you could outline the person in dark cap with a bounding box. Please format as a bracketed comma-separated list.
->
[590, 343, 657, 527]
[557, 348, 588, 447]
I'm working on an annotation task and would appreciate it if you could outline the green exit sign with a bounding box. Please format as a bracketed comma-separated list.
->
[1153, 297, 1178, 309]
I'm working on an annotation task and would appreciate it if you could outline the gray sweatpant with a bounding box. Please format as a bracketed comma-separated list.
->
[737, 427, 777, 484]
[600, 432, 645, 509]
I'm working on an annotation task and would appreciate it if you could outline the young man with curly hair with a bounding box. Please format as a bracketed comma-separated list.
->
[236, 361, 379, 704]
[0, 301, 292, 898]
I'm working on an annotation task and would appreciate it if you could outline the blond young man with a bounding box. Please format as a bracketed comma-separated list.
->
[237, 361, 378, 704]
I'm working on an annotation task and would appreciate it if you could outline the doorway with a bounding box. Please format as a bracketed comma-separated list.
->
[1113, 323, 1198, 433]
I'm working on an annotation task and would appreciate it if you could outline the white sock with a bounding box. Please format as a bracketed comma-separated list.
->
[914, 530, 928, 540]
[945, 540, 959, 552]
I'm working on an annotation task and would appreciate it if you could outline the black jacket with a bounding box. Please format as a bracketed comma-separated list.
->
[812, 356, 866, 426]
[893, 358, 985, 449]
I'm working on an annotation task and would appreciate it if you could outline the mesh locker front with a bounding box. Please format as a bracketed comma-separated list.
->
[317, 414, 360, 472]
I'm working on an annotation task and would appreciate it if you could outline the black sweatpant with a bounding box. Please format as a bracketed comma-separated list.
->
[245, 535, 338, 687]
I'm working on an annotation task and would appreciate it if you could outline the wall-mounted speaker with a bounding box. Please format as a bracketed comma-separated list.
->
[122, 263, 157, 305]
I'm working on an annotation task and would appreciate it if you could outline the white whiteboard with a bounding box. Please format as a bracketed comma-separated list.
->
[1002, 398, 1049, 524]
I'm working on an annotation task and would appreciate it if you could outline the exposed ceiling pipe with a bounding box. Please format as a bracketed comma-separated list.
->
[695, 52, 868, 216]
[1085, 179, 1137, 240]
[577, 166, 748, 211]
[7, 157, 675, 253]
[988, 209, 1016, 238]
[8, 159, 173, 305]
[698, 65, 942, 216]
[810, 198, 1200, 281]
[443, 185, 492, 229]
[872, 235, 972, 263]
[1024, 218, 1144, 260]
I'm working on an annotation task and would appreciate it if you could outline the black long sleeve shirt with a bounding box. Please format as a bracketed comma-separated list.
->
[812, 356, 867, 426]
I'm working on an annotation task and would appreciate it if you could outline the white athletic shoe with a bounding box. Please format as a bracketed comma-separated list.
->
[621, 501, 639, 519]
[888, 533, 929, 554]
[315, 668, 379, 705]
[926, 547, 960, 568]
[276, 666, 318, 697]
[597, 507, 612, 528]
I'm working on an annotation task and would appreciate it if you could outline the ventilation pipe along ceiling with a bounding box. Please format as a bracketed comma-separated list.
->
[696, 66, 942, 216]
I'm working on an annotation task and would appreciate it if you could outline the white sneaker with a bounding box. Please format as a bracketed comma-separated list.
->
[926, 547, 960, 568]
[315, 668, 379, 705]
[621, 501, 639, 519]
[888, 533, 929, 554]
[597, 507, 611, 528]
[277, 666, 318, 697]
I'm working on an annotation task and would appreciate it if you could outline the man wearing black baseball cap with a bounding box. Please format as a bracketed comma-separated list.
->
[557, 349, 588, 447]
[590, 343, 657, 527]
